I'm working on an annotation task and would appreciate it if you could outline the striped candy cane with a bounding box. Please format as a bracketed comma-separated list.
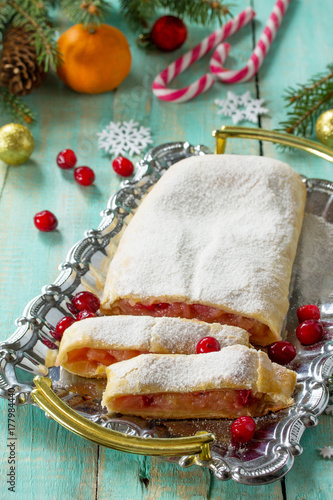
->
[152, 7, 255, 103]
[210, 0, 292, 83]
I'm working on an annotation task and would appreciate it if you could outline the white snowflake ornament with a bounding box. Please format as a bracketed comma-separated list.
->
[97, 119, 153, 157]
[215, 91, 269, 125]
[318, 446, 333, 459]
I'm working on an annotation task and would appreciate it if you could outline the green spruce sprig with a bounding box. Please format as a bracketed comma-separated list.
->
[60, 0, 112, 28]
[120, 0, 231, 30]
[0, 86, 35, 123]
[279, 64, 333, 137]
[6, 0, 59, 71]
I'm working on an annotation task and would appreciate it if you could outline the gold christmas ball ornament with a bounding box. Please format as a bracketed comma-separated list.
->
[0, 123, 34, 165]
[315, 110, 333, 148]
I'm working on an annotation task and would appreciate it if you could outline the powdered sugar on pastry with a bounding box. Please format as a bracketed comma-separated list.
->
[102, 345, 296, 403]
[57, 315, 249, 362]
[101, 155, 306, 344]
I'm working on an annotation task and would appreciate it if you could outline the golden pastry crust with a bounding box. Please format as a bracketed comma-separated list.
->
[56, 316, 249, 378]
[102, 345, 297, 419]
[101, 154, 306, 346]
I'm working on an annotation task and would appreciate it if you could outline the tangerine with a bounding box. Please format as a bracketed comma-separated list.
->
[57, 24, 131, 94]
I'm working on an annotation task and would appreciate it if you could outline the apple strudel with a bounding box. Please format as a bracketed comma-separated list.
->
[56, 316, 249, 378]
[101, 154, 306, 346]
[101, 344, 297, 419]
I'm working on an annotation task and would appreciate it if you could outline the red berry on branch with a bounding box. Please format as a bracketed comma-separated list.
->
[231, 416, 256, 444]
[196, 336, 221, 354]
[267, 341, 296, 365]
[34, 210, 58, 232]
[112, 156, 134, 177]
[297, 304, 320, 323]
[56, 316, 76, 338]
[72, 291, 100, 313]
[77, 310, 97, 320]
[57, 149, 77, 169]
[74, 166, 95, 186]
[296, 319, 324, 345]
[151, 16, 187, 52]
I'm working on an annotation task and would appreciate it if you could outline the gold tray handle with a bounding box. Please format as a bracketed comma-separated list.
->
[32, 376, 215, 460]
[213, 126, 333, 162]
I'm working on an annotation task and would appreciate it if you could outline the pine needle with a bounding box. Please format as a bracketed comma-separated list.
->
[0, 86, 35, 123]
[279, 64, 333, 137]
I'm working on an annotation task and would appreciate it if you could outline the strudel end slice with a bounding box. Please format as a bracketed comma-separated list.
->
[102, 345, 297, 419]
[56, 316, 249, 378]
[101, 154, 306, 346]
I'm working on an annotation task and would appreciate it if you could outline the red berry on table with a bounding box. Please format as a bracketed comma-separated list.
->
[74, 166, 95, 186]
[56, 316, 76, 338]
[72, 291, 100, 313]
[267, 341, 296, 365]
[196, 336, 221, 354]
[296, 319, 324, 345]
[77, 310, 97, 320]
[231, 416, 256, 444]
[297, 304, 320, 323]
[112, 156, 134, 177]
[57, 149, 77, 169]
[34, 210, 58, 232]
[151, 16, 187, 52]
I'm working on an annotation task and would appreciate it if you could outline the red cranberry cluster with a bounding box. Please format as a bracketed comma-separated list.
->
[295, 304, 323, 345]
[112, 156, 134, 177]
[57, 149, 95, 186]
[34, 149, 96, 232]
[46, 291, 100, 344]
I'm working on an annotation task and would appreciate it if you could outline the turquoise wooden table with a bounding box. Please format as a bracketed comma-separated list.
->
[1, 1, 333, 498]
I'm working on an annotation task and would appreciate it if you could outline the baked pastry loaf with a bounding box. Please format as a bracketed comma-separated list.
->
[56, 316, 249, 378]
[101, 154, 306, 346]
[102, 345, 297, 419]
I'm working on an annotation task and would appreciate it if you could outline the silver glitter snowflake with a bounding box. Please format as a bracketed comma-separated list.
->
[318, 446, 333, 459]
[215, 91, 268, 125]
[97, 119, 153, 157]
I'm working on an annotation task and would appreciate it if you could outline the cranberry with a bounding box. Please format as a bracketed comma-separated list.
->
[34, 210, 58, 232]
[74, 166, 95, 186]
[297, 304, 320, 323]
[77, 310, 97, 320]
[72, 291, 100, 313]
[57, 149, 77, 169]
[112, 156, 134, 177]
[267, 341, 296, 365]
[196, 337, 221, 354]
[56, 316, 76, 338]
[142, 395, 154, 407]
[231, 416, 256, 443]
[41, 338, 57, 349]
[296, 319, 324, 345]
[239, 389, 252, 405]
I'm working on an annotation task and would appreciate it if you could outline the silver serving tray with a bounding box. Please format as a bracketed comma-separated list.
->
[1, 142, 333, 485]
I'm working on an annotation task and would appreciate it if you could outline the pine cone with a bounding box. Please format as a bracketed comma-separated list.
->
[0, 26, 47, 96]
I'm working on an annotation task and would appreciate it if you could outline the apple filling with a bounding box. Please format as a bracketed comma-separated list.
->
[108, 300, 271, 345]
[108, 388, 274, 419]
[64, 347, 147, 377]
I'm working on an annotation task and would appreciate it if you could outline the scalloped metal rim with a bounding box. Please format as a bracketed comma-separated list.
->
[0, 140, 332, 485]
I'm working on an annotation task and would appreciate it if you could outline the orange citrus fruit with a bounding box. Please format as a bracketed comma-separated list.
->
[57, 24, 131, 94]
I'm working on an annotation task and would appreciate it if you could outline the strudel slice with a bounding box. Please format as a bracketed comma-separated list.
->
[56, 316, 249, 378]
[101, 154, 306, 346]
[102, 345, 297, 419]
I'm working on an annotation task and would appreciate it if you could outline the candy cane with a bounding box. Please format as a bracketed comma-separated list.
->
[210, 0, 292, 83]
[152, 7, 255, 103]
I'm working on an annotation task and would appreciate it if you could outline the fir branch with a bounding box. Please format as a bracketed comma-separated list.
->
[120, 0, 232, 31]
[7, 0, 59, 71]
[0, 86, 35, 123]
[60, 0, 111, 28]
[279, 64, 333, 137]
